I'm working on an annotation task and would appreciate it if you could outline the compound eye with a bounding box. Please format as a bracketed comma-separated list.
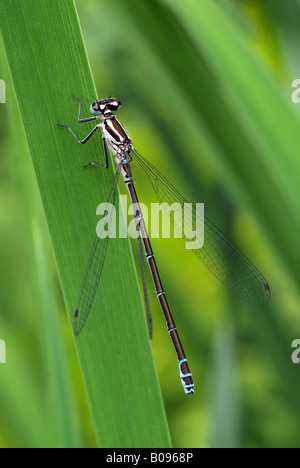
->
[90, 101, 101, 115]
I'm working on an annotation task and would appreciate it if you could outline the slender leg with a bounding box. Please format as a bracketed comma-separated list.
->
[57, 122, 100, 144]
[72, 94, 97, 123]
[57, 96, 108, 168]
[56, 94, 98, 143]
[83, 136, 109, 169]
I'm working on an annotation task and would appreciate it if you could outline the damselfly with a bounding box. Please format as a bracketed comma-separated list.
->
[58, 95, 270, 396]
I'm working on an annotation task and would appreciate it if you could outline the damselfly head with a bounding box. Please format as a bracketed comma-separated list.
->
[90, 98, 121, 116]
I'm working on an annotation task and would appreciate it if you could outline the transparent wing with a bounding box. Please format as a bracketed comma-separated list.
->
[132, 149, 270, 307]
[73, 168, 121, 335]
[137, 227, 152, 338]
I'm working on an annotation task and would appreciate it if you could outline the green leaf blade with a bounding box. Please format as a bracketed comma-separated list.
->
[0, 0, 170, 448]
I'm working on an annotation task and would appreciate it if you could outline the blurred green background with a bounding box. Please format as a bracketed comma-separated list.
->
[1, 0, 300, 448]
